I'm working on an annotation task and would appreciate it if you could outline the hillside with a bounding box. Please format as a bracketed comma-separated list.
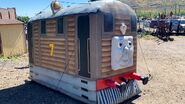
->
[120, 0, 185, 8]
[120, 0, 185, 17]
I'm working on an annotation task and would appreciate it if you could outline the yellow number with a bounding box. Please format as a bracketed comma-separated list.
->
[49, 43, 54, 56]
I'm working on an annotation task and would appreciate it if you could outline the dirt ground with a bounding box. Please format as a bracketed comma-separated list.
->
[0, 36, 185, 104]
[134, 36, 185, 104]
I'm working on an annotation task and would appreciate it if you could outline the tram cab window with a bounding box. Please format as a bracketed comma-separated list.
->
[131, 16, 137, 32]
[41, 20, 46, 34]
[57, 18, 64, 34]
[104, 13, 113, 32]
[0, 13, 2, 19]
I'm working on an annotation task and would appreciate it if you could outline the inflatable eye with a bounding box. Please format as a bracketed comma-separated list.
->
[127, 41, 132, 48]
[119, 43, 123, 47]
[129, 42, 132, 46]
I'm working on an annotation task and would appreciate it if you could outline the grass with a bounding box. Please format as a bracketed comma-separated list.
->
[139, 31, 155, 40]
[0, 55, 19, 61]
[137, 9, 185, 18]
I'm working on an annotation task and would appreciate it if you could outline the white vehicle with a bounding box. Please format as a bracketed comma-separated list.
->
[171, 19, 185, 33]
[179, 19, 185, 32]
[143, 19, 151, 27]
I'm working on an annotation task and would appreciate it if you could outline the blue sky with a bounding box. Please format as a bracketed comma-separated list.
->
[0, 0, 88, 17]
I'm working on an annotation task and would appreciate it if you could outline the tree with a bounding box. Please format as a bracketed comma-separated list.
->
[17, 16, 30, 23]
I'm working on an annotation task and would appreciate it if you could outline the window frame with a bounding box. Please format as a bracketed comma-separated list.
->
[57, 17, 64, 35]
[102, 13, 115, 35]
[40, 20, 46, 35]
[8, 11, 11, 19]
[131, 16, 137, 32]
[0, 12, 2, 19]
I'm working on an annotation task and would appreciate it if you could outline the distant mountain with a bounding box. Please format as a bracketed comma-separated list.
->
[120, 0, 185, 8]
[119, 0, 185, 17]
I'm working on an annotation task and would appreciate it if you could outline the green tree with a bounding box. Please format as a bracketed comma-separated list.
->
[17, 16, 30, 23]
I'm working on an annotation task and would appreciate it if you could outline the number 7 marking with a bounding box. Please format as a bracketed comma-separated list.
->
[49, 43, 54, 56]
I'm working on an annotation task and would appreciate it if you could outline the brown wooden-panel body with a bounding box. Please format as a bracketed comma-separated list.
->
[99, 14, 137, 79]
[31, 13, 137, 80]
[31, 16, 77, 75]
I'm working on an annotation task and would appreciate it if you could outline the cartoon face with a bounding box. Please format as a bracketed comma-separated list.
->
[111, 36, 134, 70]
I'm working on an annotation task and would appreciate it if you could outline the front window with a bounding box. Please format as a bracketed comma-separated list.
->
[41, 20, 46, 34]
[131, 16, 137, 32]
[104, 13, 113, 32]
[0, 13, 2, 19]
[57, 18, 64, 34]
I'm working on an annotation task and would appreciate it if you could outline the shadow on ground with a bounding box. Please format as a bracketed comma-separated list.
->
[0, 81, 140, 104]
[122, 95, 141, 104]
[0, 81, 83, 104]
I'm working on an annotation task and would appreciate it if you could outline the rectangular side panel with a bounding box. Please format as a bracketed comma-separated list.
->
[39, 37, 66, 72]
[101, 36, 137, 78]
[89, 14, 102, 79]
[32, 22, 41, 66]
[66, 16, 77, 75]
[100, 15, 137, 78]
[32, 20, 67, 73]
[30, 66, 96, 104]
[28, 22, 33, 63]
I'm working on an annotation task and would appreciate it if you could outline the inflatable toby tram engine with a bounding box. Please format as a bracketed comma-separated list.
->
[28, 0, 149, 103]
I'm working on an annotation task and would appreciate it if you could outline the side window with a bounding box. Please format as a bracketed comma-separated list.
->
[41, 20, 46, 34]
[131, 16, 137, 32]
[57, 18, 63, 34]
[8, 11, 11, 19]
[0, 12, 2, 19]
[104, 13, 113, 32]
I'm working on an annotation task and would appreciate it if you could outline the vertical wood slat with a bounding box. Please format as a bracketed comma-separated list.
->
[46, 20, 57, 36]
[101, 37, 111, 73]
[67, 16, 77, 74]
[32, 22, 41, 65]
